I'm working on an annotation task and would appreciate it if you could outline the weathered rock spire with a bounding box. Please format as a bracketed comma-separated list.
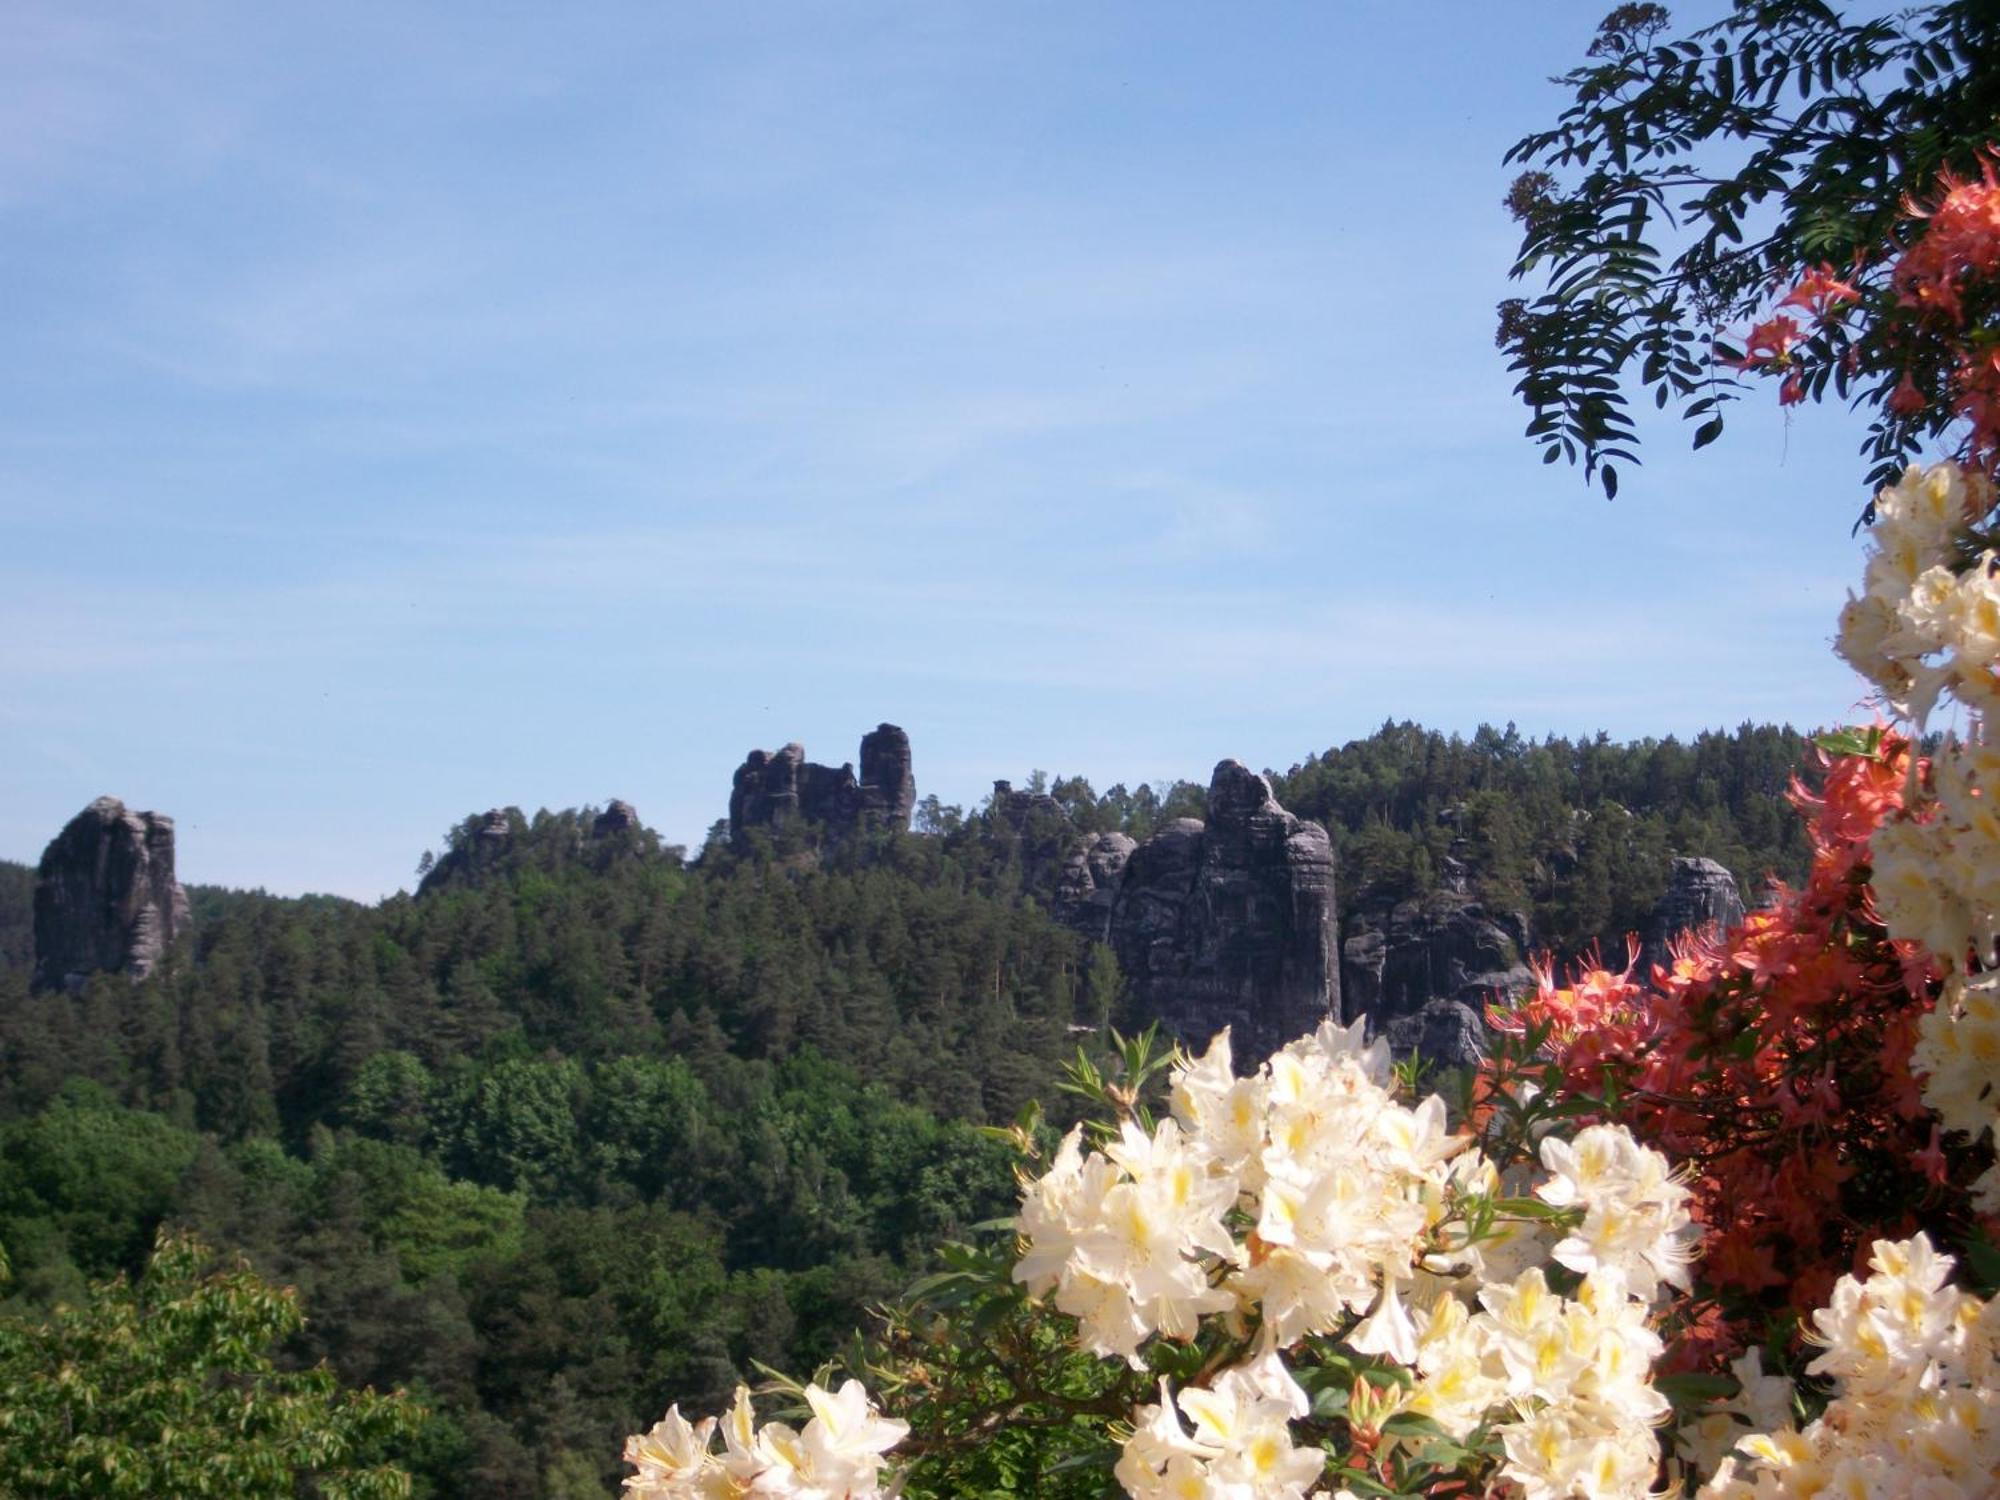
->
[33, 796, 190, 991]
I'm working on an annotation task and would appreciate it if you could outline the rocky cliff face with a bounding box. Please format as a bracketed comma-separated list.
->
[1337, 853, 1534, 1070]
[1342, 887, 1532, 1011]
[1640, 856, 1746, 975]
[592, 800, 642, 838]
[1102, 761, 1340, 1062]
[33, 796, 190, 991]
[1054, 831, 1138, 940]
[728, 724, 915, 847]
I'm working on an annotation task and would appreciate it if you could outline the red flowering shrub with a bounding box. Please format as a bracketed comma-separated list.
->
[1726, 155, 2000, 482]
[1478, 729, 1993, 1364]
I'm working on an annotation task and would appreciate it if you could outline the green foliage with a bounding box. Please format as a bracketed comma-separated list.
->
[0, 1229, 421, 1499]
[1500, 0, 2000, 494]
[327, 1138, 526, 1282]
[0, 721, 1817, 1494]
[0, 1081, 201, 1285]
[0, 861, 33, 979]
[1273, 719, 1810, 955]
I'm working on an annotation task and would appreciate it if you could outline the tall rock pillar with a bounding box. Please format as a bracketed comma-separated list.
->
[1108, 760, 1340, 1062]
[32, 796, 190, 991]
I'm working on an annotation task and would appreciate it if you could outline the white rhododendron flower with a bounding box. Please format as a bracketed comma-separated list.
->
[1117, 1358, 1326, 1500]
[1014, 1019, 1469, 1363]
[1914, 972, 2000, 1210]
[623, 1381, 905, 1500]
[1698, 1234, 2000, 1498]
[1537, 1124, 1696, 1299]
[624, 1405, 727, 1500]
[1830, 461, 2000, 1215]
[1837, 461, 1997, 723]
[1679, 1348, 1796, 1480]
[1008, 1023, 1685, 1500]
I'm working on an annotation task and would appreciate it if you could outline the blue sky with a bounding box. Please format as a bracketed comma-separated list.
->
[5, 2, 1885, 898]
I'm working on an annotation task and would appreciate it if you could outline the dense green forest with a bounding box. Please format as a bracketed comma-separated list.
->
[1278, 720, 1813, 950]
[0, 721, 1819, 1496]
[1016, 719, 1812, 954]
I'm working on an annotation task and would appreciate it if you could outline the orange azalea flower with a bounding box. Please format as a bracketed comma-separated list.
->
[1724, 313, 1802, 370]
[1779, 262, 1861, 318]
[1480, 730, 1984, 1371]
[1895, 157, 2000, 321]
[1954, 346, 2000, 467]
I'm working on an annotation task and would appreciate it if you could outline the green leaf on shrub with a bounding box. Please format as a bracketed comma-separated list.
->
[1813, 725, 1883, 759]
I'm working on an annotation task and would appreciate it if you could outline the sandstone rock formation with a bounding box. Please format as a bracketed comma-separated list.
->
[1054, 831, 1138, 940]
[859, 727, 916, 830]
[1104, 761, 1339, 1062]
[33, 796, 190, 992]
[988, 780, 1079, 893]
[728, 725, 914, 847]
[592, 800, 641, 838]
[1383, 998, 1490, 1070]
[417, 808, 519, 896]
[1640, 855, 1747, 976]
[1338, 853, 1533, 1070]
[1340, 889, 1533, 1026]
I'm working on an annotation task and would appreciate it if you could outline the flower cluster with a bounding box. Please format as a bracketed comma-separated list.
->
[1698, 1234, 2000, 1497]
[623, 1381, 906, 1500]
[1115, 1354, 1323, 1500]
[1834, 457, 2000, 1212]
[1015, 1022, 1465, 1365]
[1893, 157, 2000, 325]
[1890, 157, 2000, 475]
[1915, 971, 2000, 1212]
[1485, 729, 1976, 1346]
[1014, 1021, 1692, 1498]
[1719, 263, 1858, 410]
[1836, 460, 2000, 723]
[1873, 740, 2000, 969]
[1708, 154, 2000, 479]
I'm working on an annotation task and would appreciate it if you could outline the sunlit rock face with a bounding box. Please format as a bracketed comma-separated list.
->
[1105, 760, 1341, 1064]
[1055, 832, 1139, 939]
[1340, 889, 1534, 1027]
[727, 723, 915, 848]
[33, 796, 190, 992]
[1640, 855, 1747, 975]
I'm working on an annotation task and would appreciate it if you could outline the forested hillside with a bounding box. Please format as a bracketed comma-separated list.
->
[0, 720, 1821, 1497]
[1277, 720, 1813, 953]
[1011, 720, 1813, 957]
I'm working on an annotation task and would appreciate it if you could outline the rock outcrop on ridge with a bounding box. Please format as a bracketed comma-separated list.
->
[1639, 855, 1747, 975]
[1054, 831, 1139, 940]
[728, 724, 915, 848]
[1099, 761, 1341, 1063]
[416, 801, 660, 896]
[1342, 889, 1531, 1031]
[417, 808, 519, 896]
[1337, 850, 1534, 1070]
[32, 796, 190, 992]
[592, 800, 642, 838]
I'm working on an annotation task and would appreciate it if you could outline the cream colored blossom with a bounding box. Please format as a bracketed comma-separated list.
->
[1697, 1235, 2000, 1499]
[1839, 461, 2000, 724]
[1013, 1022, 1680, 1500]
[623, 1404, 729, 1500]
[1118, 1360, 1325, 1500]
[626, 1382, 904, 1500]
[1537, 1124, 1695, 1299]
